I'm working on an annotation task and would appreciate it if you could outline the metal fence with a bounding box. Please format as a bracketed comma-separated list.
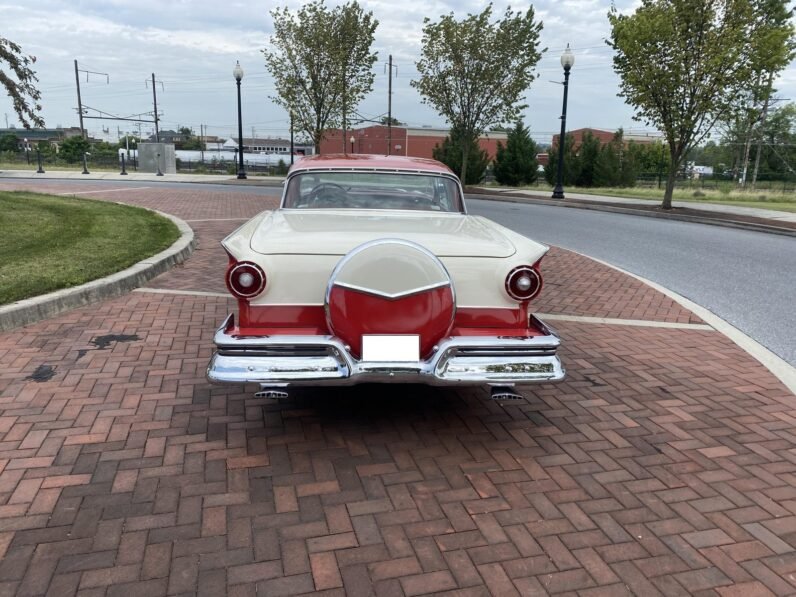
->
[0, 151, 289, 177]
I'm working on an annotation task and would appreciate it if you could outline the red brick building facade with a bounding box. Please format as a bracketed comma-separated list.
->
[320, 125, 508, 160]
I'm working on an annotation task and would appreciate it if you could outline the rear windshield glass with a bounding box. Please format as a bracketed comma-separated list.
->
[282, 171, 463, 212]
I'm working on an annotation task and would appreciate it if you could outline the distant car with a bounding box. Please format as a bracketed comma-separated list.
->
[207, 154, 564, 398]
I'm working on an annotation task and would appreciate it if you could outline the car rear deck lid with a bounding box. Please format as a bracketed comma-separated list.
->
[249, 210, 516, 258]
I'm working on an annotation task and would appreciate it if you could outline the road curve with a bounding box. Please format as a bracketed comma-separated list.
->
[466, 196, 796, 366]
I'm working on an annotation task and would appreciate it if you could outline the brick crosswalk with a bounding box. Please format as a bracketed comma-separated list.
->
[0, 180, 794, 596]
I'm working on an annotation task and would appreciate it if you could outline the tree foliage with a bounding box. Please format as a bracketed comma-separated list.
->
[58, 136, 90, 163]
[608, 0, 794, 208]
[0, 132, 18, 152]
[544, 134, 579, 187]
[432, 127, 489, 185]
[0, 36, 44, 129]
[412, 4, 544, 185]
[574, 131, 600, 187]
[493, 121, 538, 186]
[263, 0, 378, 152]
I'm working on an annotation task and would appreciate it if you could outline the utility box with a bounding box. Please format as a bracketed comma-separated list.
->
[138, 143, 176, 174]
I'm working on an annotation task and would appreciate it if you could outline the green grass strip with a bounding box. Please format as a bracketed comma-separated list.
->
[0, 191, 180, 305]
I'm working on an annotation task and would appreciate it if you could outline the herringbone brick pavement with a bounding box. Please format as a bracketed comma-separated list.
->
[0, 180, 793, 596]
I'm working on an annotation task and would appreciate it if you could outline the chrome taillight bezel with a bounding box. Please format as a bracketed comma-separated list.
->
[226, 261, 266, 299]
[505, 265, 543, 301]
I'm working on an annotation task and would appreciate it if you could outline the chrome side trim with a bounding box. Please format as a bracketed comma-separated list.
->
[207, 313, 564, 387]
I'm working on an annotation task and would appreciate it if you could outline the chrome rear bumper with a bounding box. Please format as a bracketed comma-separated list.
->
[207, 314, 565, 386]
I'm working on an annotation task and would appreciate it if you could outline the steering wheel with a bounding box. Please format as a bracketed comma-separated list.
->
[307, 182, 349, 206]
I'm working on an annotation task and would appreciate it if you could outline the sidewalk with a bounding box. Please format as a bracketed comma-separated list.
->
[0, 168, 284, 186]
[1, 181, 794, 595]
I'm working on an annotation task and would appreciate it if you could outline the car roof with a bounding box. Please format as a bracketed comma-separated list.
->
[288, 154, 455, 176]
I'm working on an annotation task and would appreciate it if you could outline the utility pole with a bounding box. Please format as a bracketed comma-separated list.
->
[386, 55, 397, 156]
[73, 61, 108, 139]
[3, 113, 8, 129]
[74, 60, 85, 138]
[751, 72, 775, 189]
[200, 124, 205, 163]
[290, 113, 295, 165]
[151, 73, 160, 142]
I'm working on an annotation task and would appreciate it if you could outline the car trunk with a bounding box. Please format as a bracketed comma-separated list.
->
[249, 209, 517, 258]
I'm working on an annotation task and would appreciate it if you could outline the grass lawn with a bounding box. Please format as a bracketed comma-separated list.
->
[569, 186, 796, 213]
[0, 191, 180, 305]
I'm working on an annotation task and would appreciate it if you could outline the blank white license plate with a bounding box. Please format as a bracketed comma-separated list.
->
[361, 335, 420, 362]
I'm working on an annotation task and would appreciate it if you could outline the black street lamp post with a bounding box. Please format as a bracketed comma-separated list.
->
[233, 61, 247, 180]
[552, 44, 575, 200]
[36, 149, 45, 174]
[350, 135, 355, 155]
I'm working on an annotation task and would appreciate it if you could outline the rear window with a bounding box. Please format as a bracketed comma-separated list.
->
[282, 171, 463, 213]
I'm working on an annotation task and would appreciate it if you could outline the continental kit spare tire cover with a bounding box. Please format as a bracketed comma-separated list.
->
[325, 239, 455, 359]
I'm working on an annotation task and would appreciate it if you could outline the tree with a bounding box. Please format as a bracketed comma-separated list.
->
[380, 116, 403, 126]
[594, 136, 621, 188]
[58, 136, 90, 163]
[493, 121, 538, 186]
[0, 37, 44, 129]
[722, 0, 794, 186]
[412, 4, 544, 185]
[608, 0, 794, 209]
[117, 135, 140, 151]
[544, 134, 579, 187]
[432, 127, 489, 185]
[264, 0, 378, 152]
[0, 133, 18, 152]
[574, 131, 601, 187]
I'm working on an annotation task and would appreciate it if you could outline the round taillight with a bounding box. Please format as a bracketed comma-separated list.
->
[505, 266, 542, 301]
[226, 262, 266, 298]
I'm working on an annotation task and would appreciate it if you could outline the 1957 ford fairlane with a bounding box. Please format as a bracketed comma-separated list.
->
[207, 154, 564, 398]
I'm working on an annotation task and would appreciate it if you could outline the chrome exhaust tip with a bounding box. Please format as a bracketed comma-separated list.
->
[490, 386, 524, 401]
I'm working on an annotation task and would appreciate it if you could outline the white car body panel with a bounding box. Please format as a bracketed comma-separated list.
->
[222, 210, 549, 309]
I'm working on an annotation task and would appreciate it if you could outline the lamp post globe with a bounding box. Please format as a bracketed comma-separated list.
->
[233, 60, 247, 180]
[552, 44, 574, 200]
[350, 135, 355, 154]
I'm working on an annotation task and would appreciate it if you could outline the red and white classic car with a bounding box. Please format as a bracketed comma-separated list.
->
[207, 154, 564, 399]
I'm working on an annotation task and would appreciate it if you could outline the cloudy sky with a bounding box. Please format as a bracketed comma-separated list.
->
[2, 0, 795, 145]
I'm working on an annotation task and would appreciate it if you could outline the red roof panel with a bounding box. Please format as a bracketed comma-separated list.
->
[289, 153, 454, 175]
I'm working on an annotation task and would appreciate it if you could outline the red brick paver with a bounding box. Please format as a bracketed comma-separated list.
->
[0, 179, 793, 596]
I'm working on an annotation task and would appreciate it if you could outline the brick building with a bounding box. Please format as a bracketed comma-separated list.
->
[320, 125, 508, 160]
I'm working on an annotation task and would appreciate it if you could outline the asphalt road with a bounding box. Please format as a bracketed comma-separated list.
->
[466, 197, 796, 366]
[5, 178, 794, 365]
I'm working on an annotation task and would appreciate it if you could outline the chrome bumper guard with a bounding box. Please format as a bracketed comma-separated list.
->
[207, 314, 565, 386]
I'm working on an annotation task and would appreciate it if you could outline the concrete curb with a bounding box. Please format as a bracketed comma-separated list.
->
[568, 251, 796, 396]
[0, 210, 195, 332]
[466, 191, 796, 238]
[0, 171, 284, 187]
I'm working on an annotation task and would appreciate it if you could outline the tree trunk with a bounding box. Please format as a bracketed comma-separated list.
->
[313, 131, 323, 156]
[751, 71, 775, 189]
[662, 159, 678, 210]
[740, 123, 754, 187]
[460, 144, 469, 188]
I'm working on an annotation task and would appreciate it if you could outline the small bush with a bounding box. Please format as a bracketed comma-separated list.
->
[692, 190, 705, 197]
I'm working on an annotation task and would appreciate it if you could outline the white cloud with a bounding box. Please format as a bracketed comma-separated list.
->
[1, 0, 792, 145]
